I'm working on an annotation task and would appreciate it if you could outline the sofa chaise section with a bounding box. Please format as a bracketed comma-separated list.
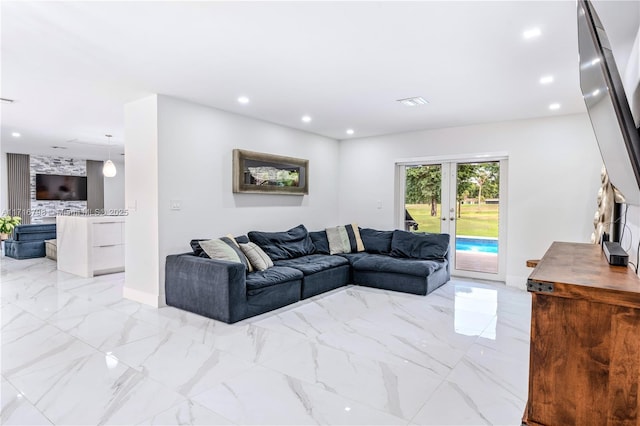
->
[165, 253, 303, 323]
[339, 228, 451, 296]
[349, 254, 450, 295]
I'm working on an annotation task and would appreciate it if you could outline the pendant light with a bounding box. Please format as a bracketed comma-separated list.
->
[103, 134, 117, 177]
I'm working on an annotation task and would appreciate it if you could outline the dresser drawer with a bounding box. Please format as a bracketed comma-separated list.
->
[93, 222, 123, 247]
[92, 245, 124, 271]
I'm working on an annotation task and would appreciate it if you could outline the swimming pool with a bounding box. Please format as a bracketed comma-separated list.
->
[456, 237, 498, 254]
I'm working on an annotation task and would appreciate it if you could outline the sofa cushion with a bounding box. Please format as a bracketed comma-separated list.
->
[274, 254, 349, 276]
[336, 252, 370, 264]
[13, 224, 56, 242]
[245, 266, 304, 291]
[390, 230, 450, 260]
[352, 254, 446, 277]
[360, 228, 393, 254]
[240, 242, 274, 271]
[235, 235, 249, 244]
[309, 231, 330, 254]
[248, 224, 315, 261]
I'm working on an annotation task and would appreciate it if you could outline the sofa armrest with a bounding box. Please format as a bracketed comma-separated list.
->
[165, 253, 248, 323]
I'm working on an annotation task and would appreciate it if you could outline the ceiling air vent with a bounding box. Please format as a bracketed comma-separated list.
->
[397, 96, 428, 107]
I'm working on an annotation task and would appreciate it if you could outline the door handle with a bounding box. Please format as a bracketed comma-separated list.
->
[450, 217, 455, 221]
[441, 217, 447, 221]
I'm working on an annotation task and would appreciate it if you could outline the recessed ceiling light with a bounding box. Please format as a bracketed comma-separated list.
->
[549, 103, 561, 110]
[592, 89, 601, 97]
[301, 115, 312, 123]
[346, 129, 354, 135]
[11, 132, 20, 137]
[523, 27, 541, 40]
[397, 97, 429, 107]
[539, 75, 554, 84]
[237, 96, 250, 104]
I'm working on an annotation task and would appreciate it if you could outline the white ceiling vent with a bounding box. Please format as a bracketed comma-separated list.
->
[397, 97, 429, 107]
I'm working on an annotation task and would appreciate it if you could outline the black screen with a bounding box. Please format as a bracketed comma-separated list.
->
[578, 0, 640, 205]
[35, 174, 88, 201]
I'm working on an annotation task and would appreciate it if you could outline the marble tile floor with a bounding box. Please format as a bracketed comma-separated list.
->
[0, 256, 532, 425]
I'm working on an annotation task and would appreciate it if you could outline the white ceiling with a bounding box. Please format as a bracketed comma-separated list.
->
[1, 1, 638, 160]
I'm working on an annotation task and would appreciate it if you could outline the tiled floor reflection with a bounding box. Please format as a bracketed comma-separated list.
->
[1, 256, 531, 425]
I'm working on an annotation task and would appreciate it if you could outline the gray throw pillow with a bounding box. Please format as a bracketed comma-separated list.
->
[240, 242, 274, 271]
[199, 239, 242, 263]
[325, 226, 351, 255]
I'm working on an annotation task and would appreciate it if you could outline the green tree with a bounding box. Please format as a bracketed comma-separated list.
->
[456, 164, 476, 218]
[405, 165, 441, 216]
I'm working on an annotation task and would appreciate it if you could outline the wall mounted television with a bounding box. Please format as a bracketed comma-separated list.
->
[35, 174, 87, 201]
[578, 0, 640, 206]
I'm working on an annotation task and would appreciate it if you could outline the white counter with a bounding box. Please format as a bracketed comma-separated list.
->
[57, 215, 125, 278]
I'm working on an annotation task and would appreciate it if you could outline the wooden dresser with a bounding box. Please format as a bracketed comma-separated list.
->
[523, 242, 640, 426]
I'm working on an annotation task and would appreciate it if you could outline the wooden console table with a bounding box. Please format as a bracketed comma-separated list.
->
[523, 242, 640, 426]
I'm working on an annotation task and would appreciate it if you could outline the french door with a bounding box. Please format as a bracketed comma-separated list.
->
[396, 156, 507, 281]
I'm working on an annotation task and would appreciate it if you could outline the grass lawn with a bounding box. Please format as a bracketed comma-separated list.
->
[406, 203, 499, 237]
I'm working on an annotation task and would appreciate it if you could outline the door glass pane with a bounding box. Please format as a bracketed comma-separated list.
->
[404, 165, 442, 233]
[455, 162, 499, 273]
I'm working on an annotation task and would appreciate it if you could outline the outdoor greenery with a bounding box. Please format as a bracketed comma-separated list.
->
[405, 162, 500, 237]
[406, 203, 499, 237]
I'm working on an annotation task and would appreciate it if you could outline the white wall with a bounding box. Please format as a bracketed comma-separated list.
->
[124, 95, 160, 306]
[125, 94, 341, 306]
[338, 113, 603, 288]
[103, 159, 125, 211]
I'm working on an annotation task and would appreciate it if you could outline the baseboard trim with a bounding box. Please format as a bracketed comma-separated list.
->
[506, 275, 528, 290]
[123, 286, 163, 307]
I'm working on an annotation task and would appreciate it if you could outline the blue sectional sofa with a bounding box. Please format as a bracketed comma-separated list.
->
[4, 224, 57, 260]
[165, 225, 450, 324]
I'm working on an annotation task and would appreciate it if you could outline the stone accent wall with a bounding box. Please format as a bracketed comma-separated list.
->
[30, 155, 87, 223]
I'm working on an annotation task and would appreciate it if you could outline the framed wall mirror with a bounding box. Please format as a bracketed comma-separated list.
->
[233, 149, 309, 195]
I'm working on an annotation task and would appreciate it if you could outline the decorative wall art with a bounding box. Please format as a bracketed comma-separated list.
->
[232, 149, 309, 195]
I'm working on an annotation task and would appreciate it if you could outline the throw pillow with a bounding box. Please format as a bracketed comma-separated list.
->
[220, 237, 253, 272]
[191, 237, 253, 272]
[345, 224, 365, 253]
[390, 230, 450, 260]
[190, 239, 209, 258]
[360, 228, 393, 254]
[326, 226, 351, 254]
[199, 239, 243, 263]
[309, 230, 330, 254]
[325, 224, 365, 255]
[240, 242, 274, 271]
[248, 224, 315, 261]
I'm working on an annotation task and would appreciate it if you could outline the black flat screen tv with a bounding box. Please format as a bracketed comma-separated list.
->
[36, 174, 87, 201]
[578, 0, 640, 206]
